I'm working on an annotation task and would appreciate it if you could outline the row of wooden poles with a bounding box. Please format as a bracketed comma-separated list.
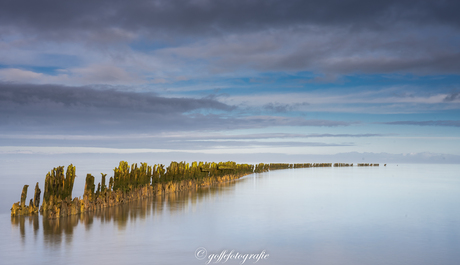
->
[11, 161, 382, 218]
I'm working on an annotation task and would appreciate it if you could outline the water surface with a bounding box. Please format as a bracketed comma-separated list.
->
[1, 164, 459, 265]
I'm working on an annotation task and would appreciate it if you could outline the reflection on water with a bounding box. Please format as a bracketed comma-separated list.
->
[11, 215, 40, 245]
[11, 179, 242, 247]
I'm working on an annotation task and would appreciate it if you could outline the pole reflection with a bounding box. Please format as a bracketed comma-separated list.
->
[11, 178, 247, 246]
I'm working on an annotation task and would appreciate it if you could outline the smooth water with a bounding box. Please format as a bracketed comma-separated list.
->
[1, 164, 459, 265]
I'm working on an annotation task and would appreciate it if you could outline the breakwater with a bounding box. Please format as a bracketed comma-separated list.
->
[11, 161, 380, 218]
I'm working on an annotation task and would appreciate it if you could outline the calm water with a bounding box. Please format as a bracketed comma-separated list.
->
[1, 164, 459, 265]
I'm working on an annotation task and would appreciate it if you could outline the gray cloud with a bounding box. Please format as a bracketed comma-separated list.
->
[0, 136, 352, 150]
[0, 83, 353, 134]
[236, 116, 357, 128]
[0, 83, 232, 113]
[382, 120, 460, 127]
[122, 140, 353, 150]
[263, 102, 290, 113]
[0, 82, 231, 133]
[0, 0, 459, 80]
[158, 26, 460, 76]
[0, 0, 459, 38]
[0, 132, 383, 150]
[180, 133, 380, 140]
[263, 102, 309, 113]
[444, 92, 460, 102]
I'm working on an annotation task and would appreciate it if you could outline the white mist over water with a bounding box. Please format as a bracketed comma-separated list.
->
[1, 164, 459, 265]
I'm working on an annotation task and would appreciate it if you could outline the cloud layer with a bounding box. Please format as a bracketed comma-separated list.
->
[1, 0, 459, 87]
[1, 0, 459, 35]
[382, 120, 460, 127]
[1, 1, 459, 160]
[0, 83, 353, 134]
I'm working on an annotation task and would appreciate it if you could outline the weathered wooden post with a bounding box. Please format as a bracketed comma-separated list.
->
[33, 182, 41, 208]
[20, 185, 29, 207]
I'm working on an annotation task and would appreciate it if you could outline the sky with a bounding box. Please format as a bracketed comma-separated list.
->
[1, 0, 460, 164]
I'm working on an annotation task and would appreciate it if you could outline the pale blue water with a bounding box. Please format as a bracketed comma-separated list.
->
[1, 162, 459, 265]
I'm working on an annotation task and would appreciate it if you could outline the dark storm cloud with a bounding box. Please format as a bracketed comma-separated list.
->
[0, 83, 353, 134]
[0, 0, 459, 38]
[382, 120, 460, 127]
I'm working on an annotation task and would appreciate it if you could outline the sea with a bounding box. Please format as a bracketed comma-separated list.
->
[0, 155, 459, 265]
